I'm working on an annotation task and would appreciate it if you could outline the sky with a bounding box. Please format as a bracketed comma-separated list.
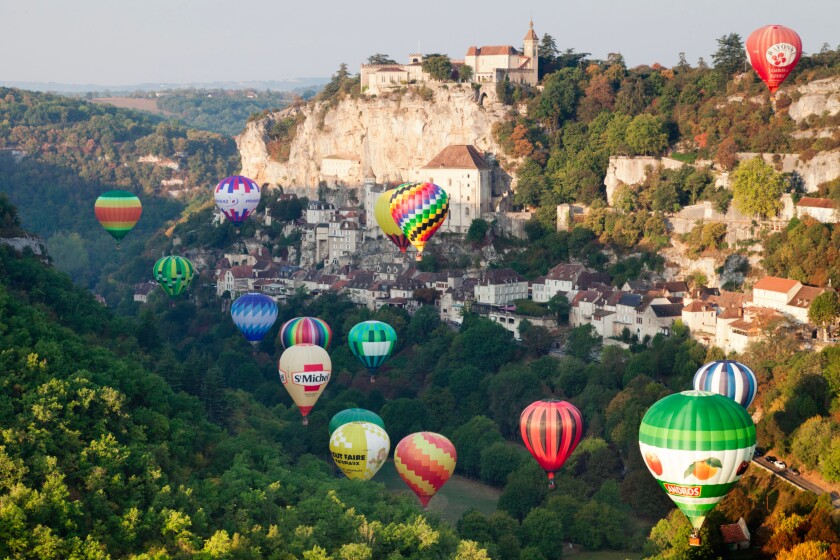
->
[0, 0, 838, 87]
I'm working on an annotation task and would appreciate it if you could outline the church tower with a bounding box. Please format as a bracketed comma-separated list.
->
[523, 19, 539, 84]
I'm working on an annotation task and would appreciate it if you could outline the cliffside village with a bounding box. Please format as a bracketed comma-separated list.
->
[134, 175, 837, 356]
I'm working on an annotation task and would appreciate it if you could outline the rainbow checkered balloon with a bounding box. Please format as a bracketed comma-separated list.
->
[389, 182, 449, 261]
[394, 432, 456, 507]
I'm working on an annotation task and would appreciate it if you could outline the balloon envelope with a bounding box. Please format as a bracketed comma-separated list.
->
[95, 190, 142, 244]
[639, 390, 756, 534]
[279, 317, 332, 349]
[375, 187, 411, 253]
[329, 408, 385, 436]
[389, 182, 449, 261]
[394, 432, 456, 507]
[153, 256, 195, 298]
[214, 175, 261, 224]
[520, 400, 583, 487]
[231, 293, 278, 345]
[348, 320, 397, 377]
[746, 25, 802, 94]
[329, 421, 390, 480]
[278, 344, 331, 421]
[693, 360, 757, 409]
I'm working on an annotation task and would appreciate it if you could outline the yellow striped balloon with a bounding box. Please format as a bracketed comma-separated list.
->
[394, 432, 456, 507]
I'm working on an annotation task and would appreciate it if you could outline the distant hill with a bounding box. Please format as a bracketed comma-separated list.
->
[0, 77, 330, 94]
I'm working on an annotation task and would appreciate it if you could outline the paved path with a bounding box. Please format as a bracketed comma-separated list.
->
[751, 456, 840, 508]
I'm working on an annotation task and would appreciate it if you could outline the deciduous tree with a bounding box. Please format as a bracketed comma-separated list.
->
[731, 157, 786, 218]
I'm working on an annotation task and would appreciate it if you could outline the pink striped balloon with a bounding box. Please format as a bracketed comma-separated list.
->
[279, 317, 332, 349]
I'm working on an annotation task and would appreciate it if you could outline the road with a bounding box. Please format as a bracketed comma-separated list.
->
[752, 456, 840, 508]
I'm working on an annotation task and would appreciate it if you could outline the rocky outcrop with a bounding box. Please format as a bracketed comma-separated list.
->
[237, 84, 510, 194]
[604, 156, 685, 204]
[0, 235, 44, 256]
[787, 77, 840, 123]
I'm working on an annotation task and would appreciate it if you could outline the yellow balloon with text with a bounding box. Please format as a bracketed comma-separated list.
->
[329, 421, 390, 481]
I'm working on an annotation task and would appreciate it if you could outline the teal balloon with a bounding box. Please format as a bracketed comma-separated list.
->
[348, 320, 397, 377]
[329, 408, 385, 436]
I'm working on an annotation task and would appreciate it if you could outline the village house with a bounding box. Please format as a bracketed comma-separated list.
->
[411, 145, 493, 234]
[533, 263, 585, 303]
[439, 279, 476, 324]
[475, 268, 528, 305]
[796, 197, 837, 223]
[133, 282, 157, 303]
[752, 276, 829, 324]
[487, 308, 558, 341]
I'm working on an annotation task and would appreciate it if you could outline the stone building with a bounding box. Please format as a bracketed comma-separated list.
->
[412, 144, 492, 233]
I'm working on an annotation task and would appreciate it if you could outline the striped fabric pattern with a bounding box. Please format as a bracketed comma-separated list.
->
[231, 293, 278, 344]
[639, 390, 756, 531]
[693, 360, 757, 409]
[389, 182, 448, 260]
[520, 400, 583, 485]
[94, 190, 142, 242]
[214, 175, 261, 224]
[348, 320, 397, 375]
[152, 256, 195, 298]
[394, 432, 456, 507]
[279, 317, 332, 349]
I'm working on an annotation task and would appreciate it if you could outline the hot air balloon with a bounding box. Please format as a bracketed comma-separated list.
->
[693, 360, 757, 409]
[279, 317, 332, 350]
[94, 190, 142, 247]
[394, 432, 456, 507]
[214, 175, 261, 226]
[520, 400, 583, 489]
[231, 293, 278, 348]
[329, 408, 385, 436]
[639, 390, 756, 546]
[329, 421, 390, 480]
[389, 182, 449, 262]
[348, 320, 397, 382]
[375, 187, 411, 253]
[278, 344, 331, 425]
[152, 256, 195, 298]
[746, 25, 802, 95]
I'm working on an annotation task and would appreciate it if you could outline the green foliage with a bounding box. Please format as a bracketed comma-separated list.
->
[731, 157, 786, 219]
[422, 55, 454, 81]
[711, 33, 747, 76]
[761, 217, 840, 287]
[466, 218, 491, 245]
[808, 291, 840, 334]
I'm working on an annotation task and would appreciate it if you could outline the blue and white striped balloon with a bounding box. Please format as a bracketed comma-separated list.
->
[692, 360, 757, 409]
[231, 293, 278, 346]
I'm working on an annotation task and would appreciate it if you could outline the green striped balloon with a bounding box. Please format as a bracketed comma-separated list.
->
[639, 390, 755, 535]
[329, 408, 385, 436]
[153, 256, 195, 298]
[348, 320, 397, 379]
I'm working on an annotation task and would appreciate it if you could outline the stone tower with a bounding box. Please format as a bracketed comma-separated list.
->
[523, 20, 539, 84]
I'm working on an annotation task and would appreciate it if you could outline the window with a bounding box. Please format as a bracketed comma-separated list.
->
[465, 208, 470, 216]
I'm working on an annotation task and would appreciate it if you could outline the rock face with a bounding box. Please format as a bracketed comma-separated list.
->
[604, 156, 685, 205]
[787, 77, 840, 123]
[237, 84, 510, 194]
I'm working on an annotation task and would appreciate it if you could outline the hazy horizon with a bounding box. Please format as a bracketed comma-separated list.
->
[1, 0, 837, 87]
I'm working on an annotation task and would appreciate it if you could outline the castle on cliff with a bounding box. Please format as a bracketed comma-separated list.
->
[360, 21, 539, 95]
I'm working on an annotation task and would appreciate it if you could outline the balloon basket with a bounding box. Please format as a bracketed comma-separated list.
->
[688, 533, 701, 547]
[302, 417, 309, 426]
[415, 253, 423, 262]
[370, 376, 376, 384]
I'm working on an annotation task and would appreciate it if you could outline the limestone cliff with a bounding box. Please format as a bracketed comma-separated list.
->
[237, 84, 510, 193]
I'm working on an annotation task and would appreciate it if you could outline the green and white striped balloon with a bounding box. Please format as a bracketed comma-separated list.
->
[639, 390, 755, 534]
[348, 320, 397, 379]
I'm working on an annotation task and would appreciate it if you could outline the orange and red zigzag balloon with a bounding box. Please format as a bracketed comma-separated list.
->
[394, 432, 456, 507]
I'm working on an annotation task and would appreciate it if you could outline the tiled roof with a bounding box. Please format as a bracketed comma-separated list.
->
[720, 522, 749, 544]
[375, 67, 407, 73]
[546, 263, 585, 281]
[754, 276, 800, 293]
[618, 293, 643, 307]
[572, 290, 600, 306]
[650, 303, 684, 318]
[788, 285, 828, 307]
[683, 301, 715, 313]
[797, 197, 835, 209]
[479, 268, 525, 285]
[524, 21, 538, 40]
[422, 145, 492, 170]
[466, 45, 519, 56]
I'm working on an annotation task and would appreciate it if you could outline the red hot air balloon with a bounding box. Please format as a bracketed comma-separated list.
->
[394, 432, 457, 507]
[746, 25, 802, 94]
[520, 400, 583, 488]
